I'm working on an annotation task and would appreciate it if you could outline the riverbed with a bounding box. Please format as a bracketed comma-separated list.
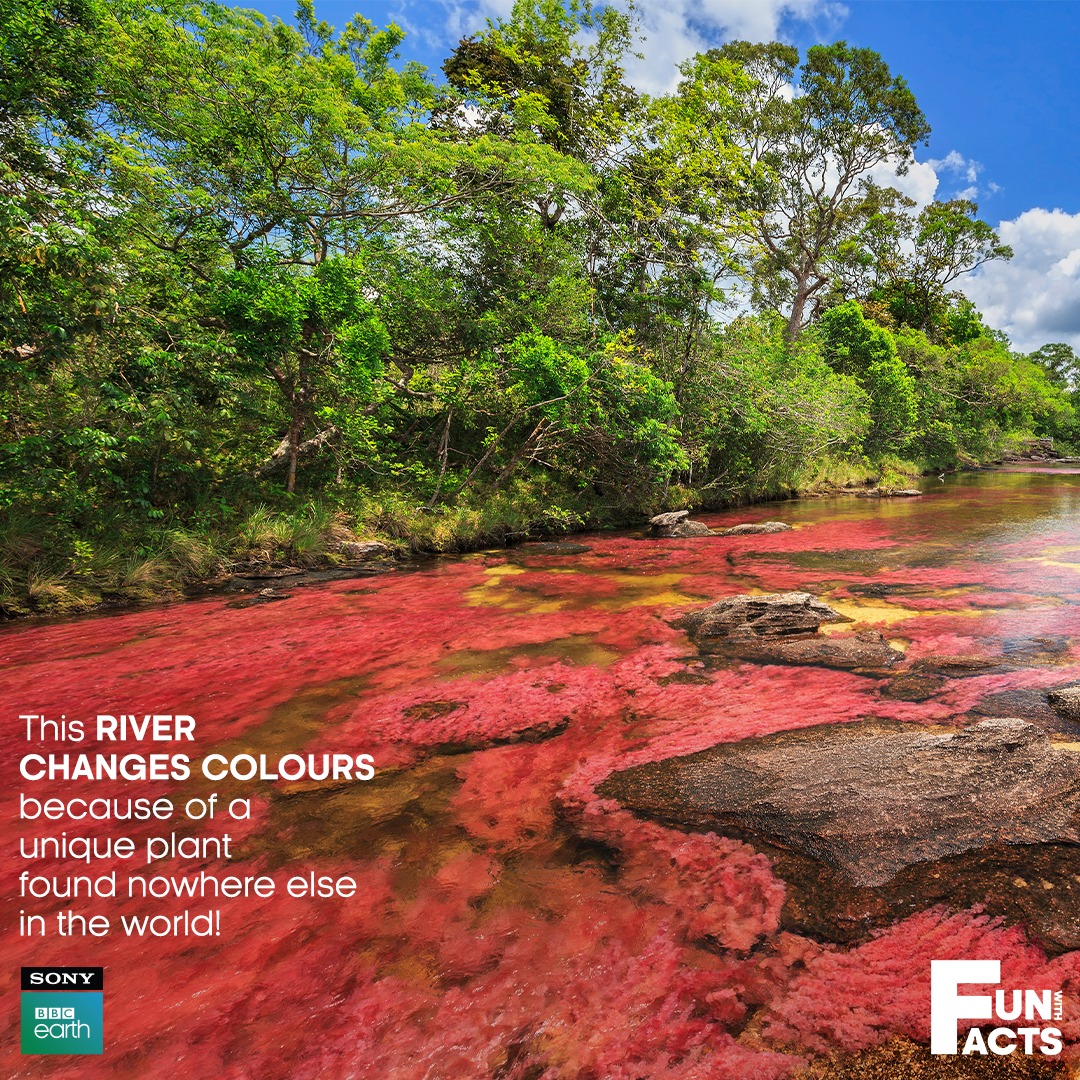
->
[4, 467, 1080, 1078]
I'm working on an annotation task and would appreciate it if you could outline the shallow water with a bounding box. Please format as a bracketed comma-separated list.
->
[4, 468, 1080, 1078]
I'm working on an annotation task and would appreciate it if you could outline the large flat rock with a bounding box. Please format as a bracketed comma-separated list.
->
[599, 719, 1080, 888]
[675, 592, 903, 671]
[716, 521, 792, 536]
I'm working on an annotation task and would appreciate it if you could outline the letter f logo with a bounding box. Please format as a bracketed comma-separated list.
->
[930, 960, 999, 1054]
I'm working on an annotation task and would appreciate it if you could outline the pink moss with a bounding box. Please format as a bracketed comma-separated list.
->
[758, 908, 1057, 1054]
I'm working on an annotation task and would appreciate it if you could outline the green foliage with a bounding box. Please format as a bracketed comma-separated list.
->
[819, 302, 918, 453]
[0, 0, 1071, 614]
[688, 316, 870, 497]
[715, 40, 930, 338]
[1029, 343, 1080, 389]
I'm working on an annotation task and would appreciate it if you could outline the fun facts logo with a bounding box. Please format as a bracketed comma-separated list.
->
[931, 960, 1063, 1057]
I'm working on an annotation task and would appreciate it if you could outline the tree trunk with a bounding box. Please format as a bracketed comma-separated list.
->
[786, 286, 810, 342]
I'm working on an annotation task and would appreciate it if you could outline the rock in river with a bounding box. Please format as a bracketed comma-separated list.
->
[649, 510, 690, 527]
[731, 629, 903, 671]
[598, 718, 1080, 951]
[601, 717, 1080, 886]
[1049, 685, 1080, 721]
[647, 510, 712, 538]
[716, 521, 792, 536]
[677, 591, 902, 671]
[678, 591, 847, 642]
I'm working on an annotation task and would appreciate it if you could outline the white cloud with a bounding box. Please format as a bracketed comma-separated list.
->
[923, 150, 996, 203]
[868, 153, 940, 207]
[927, 150, 979, 184]
[962, 208, 1080, 352]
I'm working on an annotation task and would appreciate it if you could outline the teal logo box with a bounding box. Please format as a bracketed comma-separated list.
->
[20, 968, 103, 1055]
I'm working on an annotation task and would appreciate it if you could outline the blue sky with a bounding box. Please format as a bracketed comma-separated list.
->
[250, 0, 1080, 351]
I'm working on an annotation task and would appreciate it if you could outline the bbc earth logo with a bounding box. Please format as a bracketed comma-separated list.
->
[20, 967, 103, 1055]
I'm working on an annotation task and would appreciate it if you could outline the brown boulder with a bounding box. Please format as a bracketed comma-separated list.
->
[911, 653, 1002, 676]
[1049, 685, 1080, 721]
[678, 591, 848, 644]
[601, 718, 1080, 887]
[648, 510, 712, 538]
[649, 510, 690, 527]
[732, 629, 903, 672]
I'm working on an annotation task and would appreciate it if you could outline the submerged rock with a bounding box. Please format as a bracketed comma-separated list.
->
[881, 671, 946, 702]
[601, 718, 1080, 887]
[515, 541, 592, 556]
[716, 521, 792, 536]
[969, 687, 1075, 733]
[231, 565, 305, 579]
[856, 488, 923, 498]
[226, 591, 293, 609]
[911, 653, 1003, 676]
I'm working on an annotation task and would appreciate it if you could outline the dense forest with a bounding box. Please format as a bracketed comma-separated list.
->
[3, 0, 1079, 613]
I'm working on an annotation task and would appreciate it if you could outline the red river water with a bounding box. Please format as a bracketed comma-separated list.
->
[4, 467, 1080, 1078]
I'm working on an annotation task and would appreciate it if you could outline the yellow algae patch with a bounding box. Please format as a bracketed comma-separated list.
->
[822, 599, 922, 628]
[588, 571, 700, 612]
[821, 596, 990, 630]
[1051, 741, 1080, 753]
[483, 565, 527, 579]
[465, 565, 530, 606]
[466, 565, 699, 613]
[436, 634, 619, 678]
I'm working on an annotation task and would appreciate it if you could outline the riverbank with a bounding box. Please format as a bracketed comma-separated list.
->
[0, 455, 929, 619]
[3, 446, 1071, 620]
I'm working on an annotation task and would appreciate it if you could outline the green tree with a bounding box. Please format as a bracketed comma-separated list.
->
[442, 0, 637, 229]
[213, 256, 389, 492]
[717, 40, 930, 339]
[1029, 343, 1080, 389]
[819, 301, 918, 452]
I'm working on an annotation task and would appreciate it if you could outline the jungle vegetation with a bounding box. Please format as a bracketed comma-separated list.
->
[2, 0, 1076, 612]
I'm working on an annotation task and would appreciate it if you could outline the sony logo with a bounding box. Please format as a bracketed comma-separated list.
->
[29, 972, 96, 986]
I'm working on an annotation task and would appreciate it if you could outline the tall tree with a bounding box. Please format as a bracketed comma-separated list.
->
[717, 40, 930, 339]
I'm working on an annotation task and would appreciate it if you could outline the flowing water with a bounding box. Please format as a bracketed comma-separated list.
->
[5, 467, 1080, 1078]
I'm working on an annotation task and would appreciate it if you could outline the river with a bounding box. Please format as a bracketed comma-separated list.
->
[4, 466, 1080, 1078]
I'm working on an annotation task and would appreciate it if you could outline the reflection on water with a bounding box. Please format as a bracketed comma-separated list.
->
[2, 467, 1080, 1079]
